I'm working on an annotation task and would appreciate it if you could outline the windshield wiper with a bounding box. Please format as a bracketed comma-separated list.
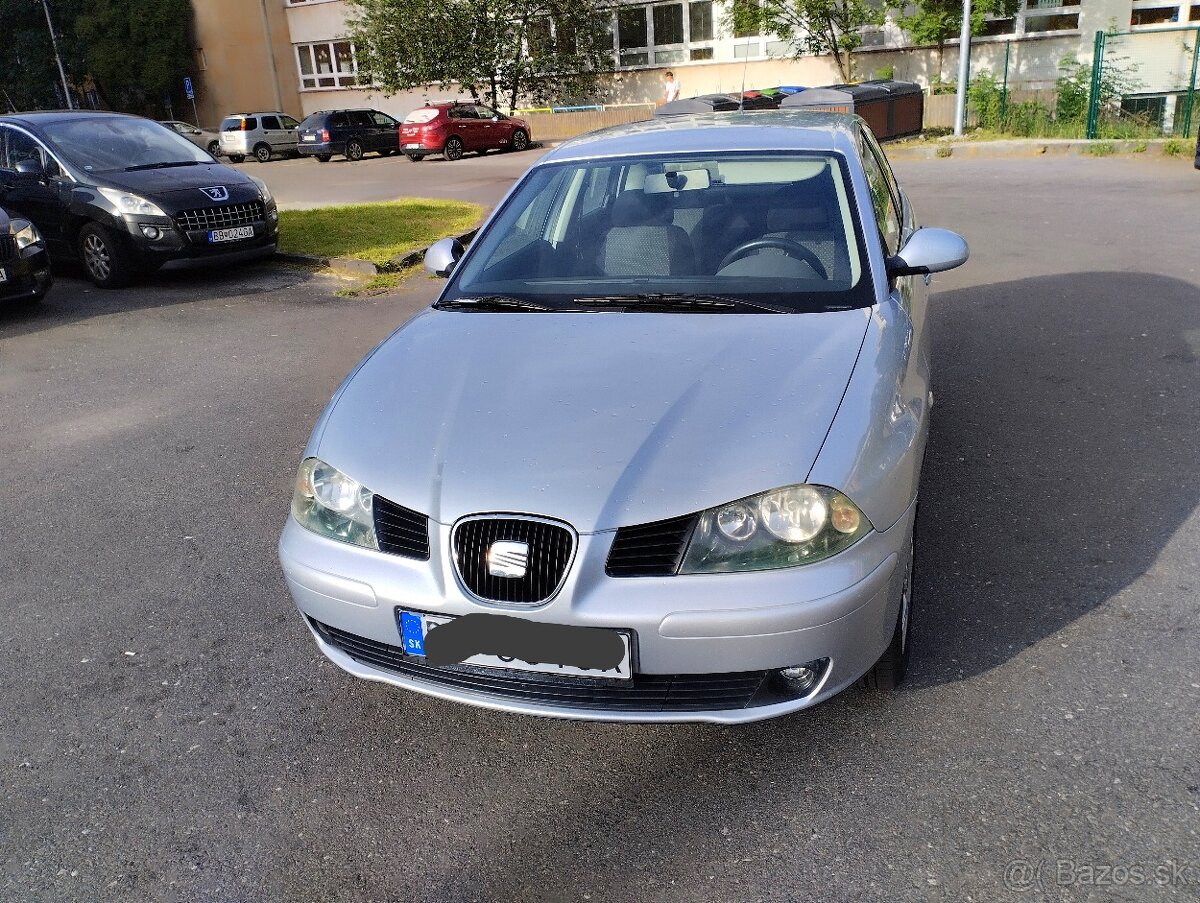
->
[573, 293, 788, 313]
[124, 161, 203, 171]
[437, 295, 553, 312]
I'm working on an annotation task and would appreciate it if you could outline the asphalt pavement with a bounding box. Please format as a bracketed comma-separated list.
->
[1, 154, 1199, 903]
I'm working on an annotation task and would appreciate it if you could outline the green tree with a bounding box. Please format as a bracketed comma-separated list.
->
[726, 0, 884, 83]
[899, 0, 1020, 85]
[346, 0, 612, 111]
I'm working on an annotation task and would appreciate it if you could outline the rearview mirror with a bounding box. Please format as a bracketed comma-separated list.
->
[886, 228, 969, 278]
[425, 237, 464, 277]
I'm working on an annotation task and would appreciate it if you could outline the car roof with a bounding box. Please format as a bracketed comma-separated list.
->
[224, 111, 290, 117]
[0, 110, 146, 128]
[539, 110, 861, 164]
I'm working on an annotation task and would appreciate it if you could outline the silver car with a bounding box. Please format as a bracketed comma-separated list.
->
[158, 120, 221, 157]
[218, 111, 301, 163]
[278, 112, 968, 723]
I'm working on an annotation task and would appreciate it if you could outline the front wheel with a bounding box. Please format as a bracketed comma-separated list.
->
[228, 154, 246, 164]
[79, 223, 139, 289]
[345, 140, 364, 162]
[510, 128, 529, 152]
[207, 140, 220, 156]
[443, 136, 464, 161]
[858, 539, 913, 691]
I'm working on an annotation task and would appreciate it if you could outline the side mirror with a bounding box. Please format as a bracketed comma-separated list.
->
[886, 227, 969, 278]
[15, 158, 45, 180]
[424, 237, 464, 277]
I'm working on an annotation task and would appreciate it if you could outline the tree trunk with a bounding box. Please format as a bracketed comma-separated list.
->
[490, 74, 498, 109]
[936, 41, 945, 84]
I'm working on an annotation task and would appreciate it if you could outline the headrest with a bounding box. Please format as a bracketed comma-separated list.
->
[611, 191, 673, 227]
[766, 182, 832, 233]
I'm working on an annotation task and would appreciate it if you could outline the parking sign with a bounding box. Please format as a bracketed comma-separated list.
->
[184, 77, 194, 100]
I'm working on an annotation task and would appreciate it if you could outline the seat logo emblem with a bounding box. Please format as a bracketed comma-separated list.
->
[200, 186, 229, 201]
[487, 541, 529, 579]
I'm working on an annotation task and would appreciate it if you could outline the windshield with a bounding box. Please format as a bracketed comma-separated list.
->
[444, 152, 873, 313]
[41, 118, 212, 172]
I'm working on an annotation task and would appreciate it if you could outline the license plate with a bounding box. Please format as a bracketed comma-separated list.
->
[398, 610, 633, 680]
[403, 143, 423, 149]
[0, 268, 7, 283]
[302, 134, 317, 142]
[209, 226, 255, 243]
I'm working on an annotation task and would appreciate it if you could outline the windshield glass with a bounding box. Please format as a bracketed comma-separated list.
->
[444, 152, 873, 312]
[42, 118, 211, 173]
[404, 108, 440, 124]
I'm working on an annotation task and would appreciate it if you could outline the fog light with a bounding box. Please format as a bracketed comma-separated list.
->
[268, 209, 278, 222]
[139, 225, 162, 240]
[778, 659, 828, 694]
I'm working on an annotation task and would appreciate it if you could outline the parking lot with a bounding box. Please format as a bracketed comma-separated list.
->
[2, 153, 1199, 902]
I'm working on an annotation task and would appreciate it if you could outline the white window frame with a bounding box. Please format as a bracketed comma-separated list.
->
[295, 40, 359, 91]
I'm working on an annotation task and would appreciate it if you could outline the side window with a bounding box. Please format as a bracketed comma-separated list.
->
[450, 106, 477, 120]
[859, 134, 901, 256]
[474, 106, 498, 120]
[862, 127, 903, 221]
[281, 115, 300, 129]
[348, 111, 374, 127]
[261, 115, 281, 130]
[371, 112, 396, 127]
[5, 129, 45, 171]
[580, 166, 615, 216]
[330, 113, 349, 129]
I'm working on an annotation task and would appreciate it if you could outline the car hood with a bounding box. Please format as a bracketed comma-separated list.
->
[95, 164, 255, 198]
[315, 308, 871, 533]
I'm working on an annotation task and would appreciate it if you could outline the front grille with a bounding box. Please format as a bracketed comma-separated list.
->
[310, 619, 770, 712]
[373, 496, 430, 560]
[453, 517, 574, 605]
[0, 235, 16, 261]
[606, 514, 698, 577]
[174, 201, 264, 233]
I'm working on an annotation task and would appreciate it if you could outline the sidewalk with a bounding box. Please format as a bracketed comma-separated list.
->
[888, 137, 1191, 161]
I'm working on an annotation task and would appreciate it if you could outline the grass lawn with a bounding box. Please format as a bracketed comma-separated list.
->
[278, 199, 482, 267]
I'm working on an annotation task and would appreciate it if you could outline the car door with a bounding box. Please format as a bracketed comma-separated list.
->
[278, 115, 301, 153]
[371, 112, 399, 153]
[447, 105, 480, 149]
[0, 126, 71, 254]
[259, 115, 285, 153]
[346, 110, 375, 151]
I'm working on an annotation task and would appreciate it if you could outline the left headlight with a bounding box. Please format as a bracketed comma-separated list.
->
[12, 219, 41, 250]
[291, 457, 378, 550]
[248, 174, 273, 204]
[680, 484, 872, 574]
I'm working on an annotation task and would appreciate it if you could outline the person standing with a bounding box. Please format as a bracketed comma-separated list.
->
[663, 71, 681, 104]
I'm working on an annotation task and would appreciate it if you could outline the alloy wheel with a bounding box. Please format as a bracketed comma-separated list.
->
[512, 129, 529, 152]
[444, 137, 464, 161]
[83, 233, 111, 282]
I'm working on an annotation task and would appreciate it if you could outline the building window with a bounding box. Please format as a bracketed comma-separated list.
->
[653, 3, 686, 62]
[1021, 0, 1081, 31]
[617, 6, 650, 65]
[689, 2, 714, 41]
[296, 40, 358, 89]
[1130, 4, 1181, 23]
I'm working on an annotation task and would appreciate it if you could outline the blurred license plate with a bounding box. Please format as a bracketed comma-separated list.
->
[209, 226, 254, 243]
[302, 134, 317, 141]
[397, 610, 632, 680]
[0, 269, 7, 283]
[403, 143, 422, 149]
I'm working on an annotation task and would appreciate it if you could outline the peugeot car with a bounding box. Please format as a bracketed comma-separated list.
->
[0, 205, 53, 304]
[0, 111, 278, 288]
[278, 112, 968, 723]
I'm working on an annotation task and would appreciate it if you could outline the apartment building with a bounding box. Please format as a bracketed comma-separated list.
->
[195, 0, 1198, 123]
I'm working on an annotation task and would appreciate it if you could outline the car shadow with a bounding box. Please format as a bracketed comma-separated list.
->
[0, 260, 330, 339]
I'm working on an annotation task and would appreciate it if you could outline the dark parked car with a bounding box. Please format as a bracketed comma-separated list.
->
[0, 111, 278, 288]
[296, 109, 400, 162]
[0, 205, 53, 304]
[399, 102, 531, 161]
[1194, 134, 1199, 170]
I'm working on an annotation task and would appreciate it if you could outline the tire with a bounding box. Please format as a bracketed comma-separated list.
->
[345, 139, 364, 162]
[207, 140, 220, 156]
[315, 154, 332, 163]
[253, 143, 272, 163]
[405, 153, 424, 162]
[858, 538, 913, 691]
[79, 222, 139, 289]
[510, 128, 530, 152]
[228, 154, 246, 164]
[443, 136, 464, 161]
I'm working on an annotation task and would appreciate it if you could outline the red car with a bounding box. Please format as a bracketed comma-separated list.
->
[399, 102, 531, 162]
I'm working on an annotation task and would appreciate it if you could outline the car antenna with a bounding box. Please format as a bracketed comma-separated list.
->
[738, 39, 751, 114]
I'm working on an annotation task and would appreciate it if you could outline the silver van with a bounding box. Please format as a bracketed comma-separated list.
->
[219, 112, 301, 163]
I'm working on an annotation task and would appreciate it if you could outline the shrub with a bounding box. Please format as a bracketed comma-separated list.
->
[1163, 138, 1187, 156]
[1083, 141, 1116, 156]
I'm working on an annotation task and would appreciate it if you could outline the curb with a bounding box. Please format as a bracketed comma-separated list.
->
[888, 137, 1189, 161]
[274, 225, 483, 278]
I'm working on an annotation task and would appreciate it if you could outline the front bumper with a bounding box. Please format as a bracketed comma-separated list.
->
[0, 246, 53, 303]
[278, 498, 915, 723]
[119, 212, 279, 269]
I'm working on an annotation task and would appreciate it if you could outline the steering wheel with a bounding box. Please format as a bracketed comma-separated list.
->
[718, 238, 829, 281]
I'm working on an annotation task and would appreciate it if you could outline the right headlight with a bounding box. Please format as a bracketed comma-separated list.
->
[97, 186, 167, 218]
[680, 484, 872, 574]
[12, 219, 41, 250]
[291, 457, 378, 550]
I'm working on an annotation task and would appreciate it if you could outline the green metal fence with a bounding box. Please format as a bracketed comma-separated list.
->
[1087, 26, 1200, 139]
